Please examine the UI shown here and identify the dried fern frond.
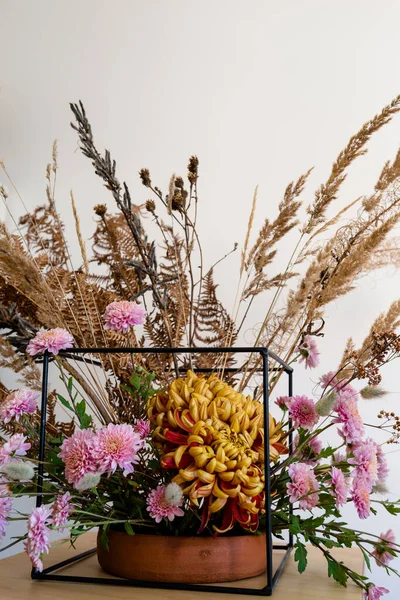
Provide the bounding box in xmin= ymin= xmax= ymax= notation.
xmin=92 ymin=210 xmax=142 ymax=297
xmin=0 ymin=225 xmax=62 ymax=329
xmin=193 ymin=271 xmax=237 ymax=372
xmin=19 ymin=203 xmax=68 ymax=269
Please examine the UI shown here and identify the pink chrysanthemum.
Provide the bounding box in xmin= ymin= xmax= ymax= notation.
xmin=351 ymin=478 xmax=371 ymax=519
xmin=93 ymin=423 xmax=143 ymax=476
xmin=308 ymin=435 xmax=322 ymax=454
xmin=59 ymin=429 xmax=98 ymax=486
xmin=287 ymin=462 xmax=320 ymax=510
xmin=27 ymin=328 xmax=74 ymax=356
xmin=320 ymin=371 xmax=339 ymax=389
xmin=287 ymin=395 xmax=319 ymax=431
xmin=0 ymin=491 xmax=12 ymax=538
xmin=364 ymin=585 xmax=390 ymax=600
xmin=334 ymin=387 xmax=364 ymax=444
xmin=349 ymin=438 xmax=378 ymax=487
xmin=0 ymin=389 xmax=39 ymax=423
xmin=133 ymin=419 xmax=151 ymax=440
xmin=103 ymin=301 xmax=146 ymax=333
xmin=146 ymin=484 xmax=184 ymax=523
xmin=372 ymin=529 xmax=396 ymax=567
xmin=51 ymin=492 xmax=73 ymax=530
xmin=0 ymin=447 xmax=7 ymax=466
xmin=329 ymin=466 xmax=350 ymax=508
xmin=293 ymin=434 xmax=322 ymax=465
xmin=275 ymin=396 xmax=290 ymax=409
xmin=0 ymin=433 xmax=31 ymax=466
xmin=24 ymin=504 xmax=52 ymax=572
xmin=333 ymin=451 xmax=346 ymax=464
xmin=296 ymin=335 xmax=320 ymax=369
xmin=376 ymin=445 xmax=389 ymax=483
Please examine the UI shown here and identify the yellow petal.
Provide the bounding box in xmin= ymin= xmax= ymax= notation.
xmin=209 ymin=497 xmax=228 ymax=513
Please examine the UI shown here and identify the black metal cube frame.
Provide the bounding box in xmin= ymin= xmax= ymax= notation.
xmin=32 ymin=346 xmax=293 ymax=595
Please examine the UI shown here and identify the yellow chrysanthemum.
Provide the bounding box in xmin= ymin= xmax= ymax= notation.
xmin=147 ymin=370 xmax=287 ymax=532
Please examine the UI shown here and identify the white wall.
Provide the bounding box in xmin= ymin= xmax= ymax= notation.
xmin=1 ymin=0 xmax=400 ymax=594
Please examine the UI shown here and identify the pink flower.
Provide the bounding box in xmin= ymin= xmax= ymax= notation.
xmin=287 ymin=462 xmax=320 ymax=510
xmin=93 ymin=424 xmax=143 ymax=476
xmin=287 ymin=395 xmax=319 ymax=430
xmin=296 ymin=335 xmax=320 ymax=369
xmin=372 ymin=529 xmax=396 ymax=567
xmin=293 ymin=434 xmax=322 ymax=465
xmin=349 ymin=439 xmax=378 ymax=487
xmin=320 ymin=371 xmax=348 ymax=391
xmin=59 ymin=429 xmax=98 ymax=486
xmin=376 ymin=445 xmax=389 ymax=483
xmin=0 ymin=434 xmax=31 ymax=465
xmin=103 ymin=301 xmax=146 ymax=333
xmin=364 ymin=585 xmax=390 ymax=599
xmin=147 ymin=484 xmax=184 ymax=523
xmin=0 ymin=389 xmax=39 ymax=423
xmin=275 ymin=396 xmax=290 ymax=409
xmin=27 ymin=328 xmax=74 ymax=356
xmin=333 ymin=451 xmax=346 ymax=464
xmin=329 ymin=467 xmax=350 ymax=508
xmin=24 ymin=504 xmax=52 ymax=572
xmin=320 ymin=371 xmax=339 ymax=389
xmin=0 ymin=491 xmax=12 ymax=538
xmin=0 ymin=448 xmax=8 ymax=466
xmin=133 ymin=419 xmax=151 ymax=439
xmin=334 ymin=387 xmax=364 ymax=444
xmin=351 ymin=478 xmax=371 ymax=519
xmin=51 ymin=492 xmax=73 ymax=530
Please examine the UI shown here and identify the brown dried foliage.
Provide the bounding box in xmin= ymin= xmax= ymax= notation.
xmin=2 ymin=97 xmax=400 ymax=425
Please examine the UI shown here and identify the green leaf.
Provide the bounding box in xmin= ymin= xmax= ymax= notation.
xmin=67 ymin=377 xmax=73 ymax=392
xmin=124 ymin=522 xmax=135 ymax=536
xmin=100 ymin=527 xmax=109 ymax=550
xmin=76 ymin=399 xmax=86 ymax=418
xmin=299 ymin=516 xmax=325 ymax=529
xmin=360 ymin=547 xmax=371 ymax=572
xmin=327 ymin=559 xmax=348 ymax=587
xmin=79 ymin=413 xmax=92 ymax=429
xmin=336 ymin=531 xmax=355 ymax=548
xmin=120 ymin=384 xmax=135 ymax=395
xmin=319 ymin=446 xmax=335 ymax=459
xmin=294 ymin=541 xmax=308 ymax=573
xmin=288 ymin=515 xmax=301 ymax=536
xmin=57 ymin=394 xmax=73 ymax=412
xmin=130 ymin=374 xmax=141 ymax=390
xmin=382 ymin=502 xmax=400 ymax=516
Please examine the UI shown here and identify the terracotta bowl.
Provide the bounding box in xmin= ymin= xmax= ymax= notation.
xmin=97 ymin=529 xmax=267 ymax=583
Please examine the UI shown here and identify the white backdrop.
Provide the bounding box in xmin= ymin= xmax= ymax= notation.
xmin=1 ymin=0 xmax=400 ymax=595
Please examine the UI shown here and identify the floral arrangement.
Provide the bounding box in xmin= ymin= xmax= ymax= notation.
xmin=0 ymin=97 xmax=400 ymax=598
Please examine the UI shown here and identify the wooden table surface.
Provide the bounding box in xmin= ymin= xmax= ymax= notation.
xmin=0 ymin=532 xmax=363 ymax=599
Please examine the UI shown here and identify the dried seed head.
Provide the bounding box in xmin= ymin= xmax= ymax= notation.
xmin=139 ymin=168 xmax=151 ymax=187
xmin=146 ymin=199 xmax=156 ymax=213
xmin=187 ymin=155 xmax=199 ymax=184
xmin=94 ymin=204 xmax=107 ymax=217
xmin=171 ymin=191 xmax=185 ymax=212
xmin=0 ymin=184 xmax=8 ymax=199
xmin=360 ymin=385 xmax=388 ymax=400
xmin=175 ymin=176 xmax=184 ymax=190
